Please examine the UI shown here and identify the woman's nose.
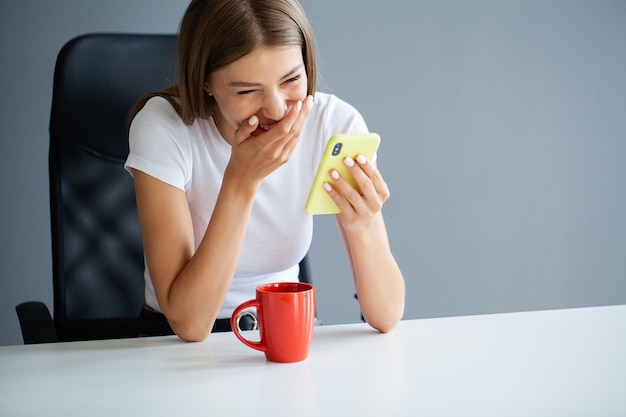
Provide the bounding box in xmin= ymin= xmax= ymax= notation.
xmin=261 ymin=90 xmax=288 ymax=121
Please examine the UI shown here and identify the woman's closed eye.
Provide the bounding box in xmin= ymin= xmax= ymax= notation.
xmin=236 ymin=89 xmax=258 ymax=96
xmin=235 ymin=73 xmax=302 ymax=96
xmin=283 ymin=74 xmax=301 ymax=84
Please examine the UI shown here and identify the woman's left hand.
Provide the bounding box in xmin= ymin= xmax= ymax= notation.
xmin=327 ymin=155 xmax=404 ymax=333
xmin=324 ymin=154 xmax=390 ymax=230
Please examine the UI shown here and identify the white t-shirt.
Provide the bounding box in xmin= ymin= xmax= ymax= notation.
xmin=125 ymin=92 xmax=368 ymax=318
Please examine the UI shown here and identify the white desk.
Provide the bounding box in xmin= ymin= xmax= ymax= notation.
xmin=1 ymin=305 xmax=624 ymax=416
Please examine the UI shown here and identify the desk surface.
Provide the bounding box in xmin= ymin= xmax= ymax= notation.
xmin=1 ymin=305 xmax=624 ymax=416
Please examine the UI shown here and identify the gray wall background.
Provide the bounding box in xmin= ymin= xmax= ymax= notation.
xmin=1 ymin=0 xmax=624 ymax=346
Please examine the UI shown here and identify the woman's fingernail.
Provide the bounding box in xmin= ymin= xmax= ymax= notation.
xmin=356 ymin=154 xmax=367 ymax=164
xmin=306 ymin=95 xmax=314 ymax=109
xmin=249 ymin=115 xmax=258 ymax=126
xmin=323 ymin=182 xmax=332 ymax=192
xmin=344 ymin=156 xmax=355 ymax=167
xmin=296 ymin=100 xmax=302 ymax=112
xmin=331 ymin=170 xmax=340 ymax=180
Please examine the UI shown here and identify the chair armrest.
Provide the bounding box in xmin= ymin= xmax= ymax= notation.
xmin=15 ymin=301 xmax=59 ymax=344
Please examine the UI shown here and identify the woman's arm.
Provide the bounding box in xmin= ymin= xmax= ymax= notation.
xmin=325 ymin=155 xmax=405 ymax=332
xmin=133 ymin=169 xmax=258 ymax=342
xmin=133 ymin=97 xmax=312 ymax=342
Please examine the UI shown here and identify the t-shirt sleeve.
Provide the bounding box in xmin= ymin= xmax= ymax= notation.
xmin=314 ymin=94 xmax=372 ymax=163
xmin=321 ymin=94 xmax=369 ymax=140
xmin=124 ymin=97 xmax=190 ymax=191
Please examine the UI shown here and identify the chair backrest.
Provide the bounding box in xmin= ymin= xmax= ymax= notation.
xmin=49 ymin=33 xmax=178 ymax=341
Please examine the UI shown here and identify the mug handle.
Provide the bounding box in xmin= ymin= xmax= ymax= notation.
xmin=230 ymin=299 xmax=265 ymax=353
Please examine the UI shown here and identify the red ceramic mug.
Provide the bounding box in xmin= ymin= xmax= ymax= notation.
xmin=231 ymin=282 xmax=316 ymax=363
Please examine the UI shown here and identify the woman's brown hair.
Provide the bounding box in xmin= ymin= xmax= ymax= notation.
xmin=129 ymin=0 xmax=317 ymax=125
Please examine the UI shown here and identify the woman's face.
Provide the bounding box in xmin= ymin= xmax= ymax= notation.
xmin=207 ymin=45 xmax=308 ymax=143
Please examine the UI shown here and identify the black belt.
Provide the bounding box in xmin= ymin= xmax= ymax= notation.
xmin=140 ymin=305 xmax=257 ymax=336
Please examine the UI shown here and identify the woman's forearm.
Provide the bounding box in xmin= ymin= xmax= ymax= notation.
xmin=338 ymin=213 xmax=405 ymax=333
xmin=135 ymin=169 xmax=259 ymax=341
xmin=165 ymin=176 xmax=259 ymax=340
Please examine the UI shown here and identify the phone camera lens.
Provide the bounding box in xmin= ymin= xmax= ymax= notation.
xmin=332 ymin=143 xmax=342 ymax=156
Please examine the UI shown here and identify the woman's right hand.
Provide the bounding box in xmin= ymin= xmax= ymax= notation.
xmin=225 ymin=95 xmax=314 ymax=187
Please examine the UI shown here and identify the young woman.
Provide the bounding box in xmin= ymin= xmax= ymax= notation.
xmin=125 ymin=0 xmax=405 ymax=342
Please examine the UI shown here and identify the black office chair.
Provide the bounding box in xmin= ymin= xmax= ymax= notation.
xmin=14 ymin=33 xmax=180 ymax=343
xmin=14 ymin=33 xmax=315 ymax=344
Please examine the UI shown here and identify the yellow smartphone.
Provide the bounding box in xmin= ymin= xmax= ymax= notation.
xmin=305 ymin=133 xmax=381 ymax=215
